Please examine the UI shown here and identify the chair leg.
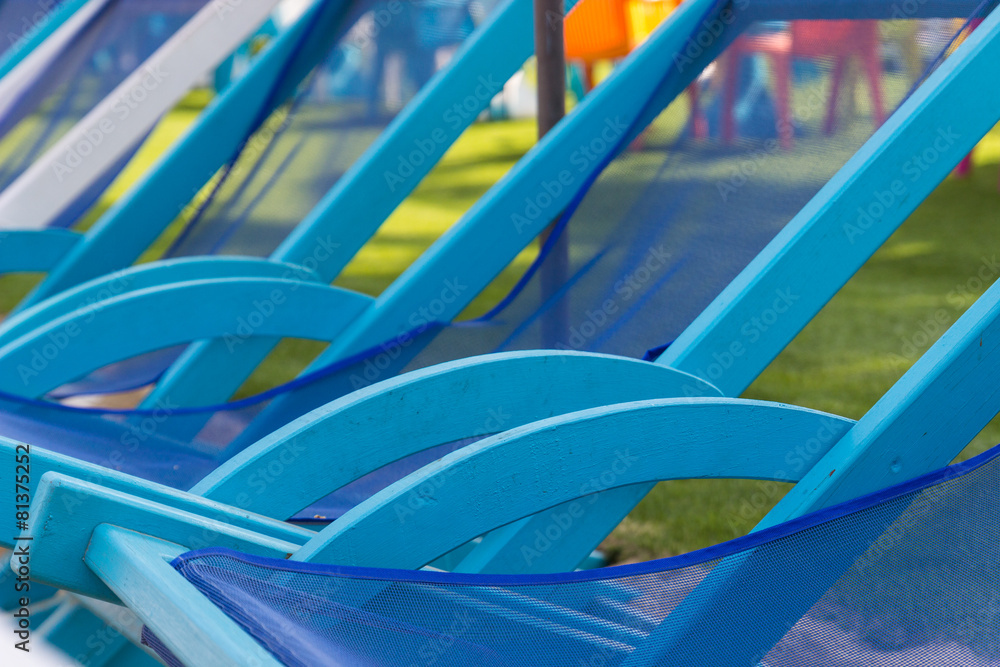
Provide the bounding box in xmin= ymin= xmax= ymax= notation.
xmin=582 ymin=61 xmax=595 ymax=92
xmin=773 ymin=52 xmax=793 ymax=149
xmin=722 ymin=52 xmax=740 ymax=144
xmin=823 ymin=56 xmax=846 ymax=135
xmin=954 ymin=151 xmax=973 ymax=178
xmin=863 ymin=49 xmax=885 ymax=127
xmin=688 ymin=83 xmax=707 ymax=138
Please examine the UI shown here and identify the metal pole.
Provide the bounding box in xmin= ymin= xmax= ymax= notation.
xmin=534 ymin=0 xmax=569 ymax=345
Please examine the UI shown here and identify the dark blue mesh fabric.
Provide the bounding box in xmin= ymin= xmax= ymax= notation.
xmin=0 ymin=0 xmax=210 ymax=220
xmin=0 ymin=2 xmax=986 ymax=518
xmin=50 ymin=0 xmax=496 ymax=396
xmin=163 ymin=0 xmax=491 ymax=259
xmin=147 ymin=444 xmax=1000 ymax=666
xmin=0 ymin=0 xmax=68 ymax=60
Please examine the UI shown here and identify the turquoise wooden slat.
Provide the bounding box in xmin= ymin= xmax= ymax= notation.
xmin=294 ymin=399 xmax=855 ymax=567
xmin=40 ymin=599 xmax=161 ymax=667
xmin=15 ymin=0 xmax=348 ymax=309
xmin=26 ymin=472 xmax=302 ymax=601
xmin=296 ymin=0 xmax=721 ymax=369
xmin=208 ymin=0 xmax=726 ymax=443
xmin=478 ymin=0 xmax=1000 ymax=573
xmin=193 ymin=351 xmax=722 ymax=517
xmin=0 ymin=0 xmax=92 ymax=79
xmin=0 ymin=229 xmax=80 ymax=273
xmin=765 ymin=239 xmax=1000 ymax=522
xmin=0 ymin=256 xmax=320 ymax=347
xmin=0 ymin=439 xmax=314 ymax=551
xmin=83 ymin=525 xmax=281 ymax=667
xmin=137 ymin=0 xmax=582 ymax=415
xmin=657 ymin=1 xmax=1000 ymax=397
xmin=18 ymin=398 xmax=849 ymax=596
xmin=0 ymin=277 xmax=373 ymax=397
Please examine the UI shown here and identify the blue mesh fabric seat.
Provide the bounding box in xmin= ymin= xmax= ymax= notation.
xmin=0 ymin=0 xmax=989 ymax=522
xmin=150 ymin=443 xmax=1000 ymax=666
xmin=0 ymin=0 xmax=212 ymax=218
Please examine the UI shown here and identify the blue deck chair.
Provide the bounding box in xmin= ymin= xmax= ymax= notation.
xmin=14 ymin=236 xmax=1000 ymax=665
xmin=0 ymin=0 xmax=85 ymax=75
xmin=0 ymin=0 xmax=272 ymax=227
xmin=0 ymin=0 xmax=535 ymax=397
xmin=4 ymin=0 xmax=515 ymax=312
xmin=0 ymin=0 xmax=990 ymax=525
xmin=2 ymin=1 xmax=999 ymax=658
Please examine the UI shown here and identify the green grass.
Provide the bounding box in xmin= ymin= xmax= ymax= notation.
xmin=4 ymin=87 xmax=999 ymax=566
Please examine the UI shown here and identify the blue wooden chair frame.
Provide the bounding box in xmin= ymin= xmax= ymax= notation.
xmin=5 ymin=0 xmax=557 ymax=310
xmin=0 ymin=0 xmax=93 ymax=79
xmin=12 ymin=257 xmax=1000 ymax=664
xmin=1 ymin=2 xmax=1000 ymax=664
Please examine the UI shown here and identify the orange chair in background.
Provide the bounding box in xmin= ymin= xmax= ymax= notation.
xmin=565 ymin=0 xmax=703 ymax=135
xmin=564 ymin=0 xmax=680 ymax=88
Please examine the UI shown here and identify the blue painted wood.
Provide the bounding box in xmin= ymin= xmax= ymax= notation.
xmin=0 ymin=277 xmax=373 ymax=397
xmin=222 ymin=0 xmax=724 ymax=440
xmin=293 ymin=399 xmax=854 ymax=567
xmin=193 ymin=351 xmax=721 ymax=517
xmin=27 ymin=472 xmax=302 ymax=601
xmin=0 ymin=256 xmax=320 ymax=347
xmin=764 ymin=244 xmax=1000 ymax=524
xmin=83 ymin=525 xmax=282 ymax=666
xmin=0 ymin=229 xmax=80 ymax=274
xmin=39 ymin=601 xmax=153 ymax=667
xmin=0 ymin=438 xmax=314 ymax=552
xmin=475 ymin=0 xmax=1000 ymax=576
xmin=138 ymin=0 xmax=582 ymax=416
xmin=0 ymin=0 xmax=91 ymax=79
xmin=620 ymin=274 xmax=1000 ymax=667
xmin=16 ymin=0 xmax=353 ymax=310
xmin=294 ymin=0 xmax=720 ymax=371
xmin=657 ymin=2 xmax=1000 ymax=397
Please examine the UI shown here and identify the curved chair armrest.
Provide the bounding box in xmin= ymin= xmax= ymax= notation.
xmin=297 ymin=398 xmax=854 ymax=567
xmin=193 ymin=351 xmax=723 ymax=518
xmin=0 ymin=277 xmax=372 ymax=397
xmin=0 ymin=229 xmax=80 ymax=274
xmin=0 ymin=256 xmax=322 ymax=346
xmin=24 ymin=472 xmax=305 ymax=602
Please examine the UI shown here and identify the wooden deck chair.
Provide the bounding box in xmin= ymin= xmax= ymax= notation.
xmin=0 ymin=0 xmax=989 ymax=522
xmin=7 ymin=0 xmax=971 ymax=455
xmin=0 ymin=0 xmax=284 ymax=243
xmin=13 ymin=241 xmax=1000 ymax=664
xmin=2 ymin=3 xmax=999 ymax=657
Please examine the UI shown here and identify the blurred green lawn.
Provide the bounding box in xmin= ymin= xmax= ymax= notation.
xmin=4 ymin=90 xmax=1000 ymax=564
